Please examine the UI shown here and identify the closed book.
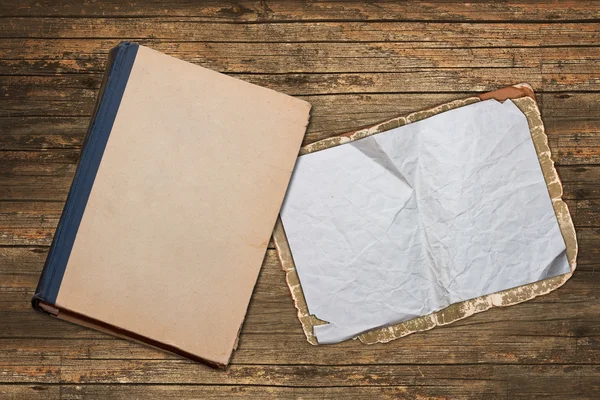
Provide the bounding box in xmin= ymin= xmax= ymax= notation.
xmin=32 ymin=42 xmax=311 ymax=368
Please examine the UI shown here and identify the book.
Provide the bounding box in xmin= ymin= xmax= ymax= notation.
xmin=32 ymin=42 xmax=311 ymax=368
xmin=274 ymin=85 xmax=576 ymax=345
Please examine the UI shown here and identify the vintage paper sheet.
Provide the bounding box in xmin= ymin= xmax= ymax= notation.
xmin=277 ymin=92 xmax=576 ymax=344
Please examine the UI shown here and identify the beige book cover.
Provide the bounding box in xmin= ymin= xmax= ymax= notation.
xmin=32 ymin=42 xmax=311 ymax=368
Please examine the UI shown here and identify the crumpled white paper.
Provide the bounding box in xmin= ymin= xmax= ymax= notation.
xmin=280 ymin=99 xmax=570 ymax=344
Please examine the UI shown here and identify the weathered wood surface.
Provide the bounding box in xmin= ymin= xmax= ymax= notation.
xmin=1 ymin=1 xmax=599 ymax=21
xmin=1 ymin=1 xmax=600 ymax=399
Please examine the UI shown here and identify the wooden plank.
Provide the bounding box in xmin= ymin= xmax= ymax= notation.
xmin=0 ymin=247 xmax=47 ymax=274
xmin=3 ymin=248 xmax=597 ymax=305
xmin=1 ymin=308 xmax=600 ymax=388
xmin=0 ymin=325 xmax=599 ymax=366
xmin=2 ymin=306 xmax=599 ymax=364
xmin=1 ymin=40 xmax=599 ymax=76
xmin=2 ymin=120 xmax=600 ymax=159
xmin=1 ymin=250 xmax=599 ymax=336
xmin=559 ymin=166 xmax=600 ymax=201
xmin=1 ymin=160 xmax=599 ymax=204
xmin=197 ymin=70 xmax=596 ymax=93
xmin=0 ymin=150 xmax=78 ymax=164
xmin=0 ymin=40 xmax=542 ymax=73
xmin=2 ymin=88 xmax=599 ymax=148
xmin=1 ymin=1 xmax=599 ymax=21
xmin=25 ymin=363 xmax=600 ymax=389
xmin=2 ymin=254 xmax=599 ymax=312
xmin=0 ymin=193 xmax=598 ymax=246
xmin=0 ymin=93 xmax=467 ymax=149
xmin=552 ymin=137 xmax=600 ymax=165
xmin=0 ymin=202 xmax=63 ymax=245
xmin=0 ymin=135 xmax=595 ymax=168
xmin=0 ymin=385 xmax=59 ymax=400
xmin=0 ymin=219 xmax=595 ymax=274
xmin=0 ymin=161 xmax=75 ymax=177
xmin=0 ymin=334 xmax=588 ymax=363
xmin=2 ymin=275 xmax=600 ymax=354
xmin=0 ymin=360 xmax=60 ymax=384
xmin=560 ymin=166 xmax=600 ymax=183
xmin=234 ymin=331 xmax=600 ymax=366
xmin=0 ymin=360 xmax=598 ymax=399
xmin=573 ymin=200 xmax=600 ymax=226
xmin=1 ymin=38 xmax=593 ymax=63
xmin=57 ymin=382 xmax=600 ymax=400
xmin=3 ymin=295 xmax=600 ymax=342
xmin=1 ymin=19 xmax=599 ymax=47
xmin=0 ymin=117 xmax=86 ymax=150
xmin=2 ymin=91 xmax=600 ymax=150
xmin=0 ymin=233 xmax=600 ymax=280
xmin=40 ymin=363 xmax=600 ymax=395
xmin=1 ymin=75 xmax=598 ymax=117
xmin=0 ymin=139 xmax=598 ymax=171
xmin=0 ymin=176 xmax=73 ymax=202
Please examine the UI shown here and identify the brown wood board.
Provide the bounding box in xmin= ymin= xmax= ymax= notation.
xmin=1 ymin=1 xmax=600 ymax=398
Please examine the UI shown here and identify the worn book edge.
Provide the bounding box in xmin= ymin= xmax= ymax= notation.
xmin=32 ymin=42 xmax=139 ymax=311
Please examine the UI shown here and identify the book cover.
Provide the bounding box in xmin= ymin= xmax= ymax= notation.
xmin=32 ymin=42 xmax=311 ymax=368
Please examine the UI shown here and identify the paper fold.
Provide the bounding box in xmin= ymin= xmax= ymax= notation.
xmin=277 ymin=93 xmax=576 ymax=345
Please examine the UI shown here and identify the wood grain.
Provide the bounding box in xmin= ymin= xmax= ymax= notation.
xmin=55 ymin=383 xmax=600 ymax=400
xmin=1 ymin=1 xmax=600 ymax=398
xmin=2 ymin=92 xmax=600 ymax=147
xmin=1 ymin=1 xmax=599 ymax=21
xmin=1 ymin=19 xmax=599 ymax=47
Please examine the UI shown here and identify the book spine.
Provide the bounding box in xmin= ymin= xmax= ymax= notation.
xmin=32 ymin=42 xmax=139 ymax=312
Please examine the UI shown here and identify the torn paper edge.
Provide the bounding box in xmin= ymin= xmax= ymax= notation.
xmin=273 ymin=84 xmax=578 ymax=345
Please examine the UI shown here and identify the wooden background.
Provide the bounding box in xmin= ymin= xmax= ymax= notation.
xmin=1 ymin=1 xmax=600 ymax=399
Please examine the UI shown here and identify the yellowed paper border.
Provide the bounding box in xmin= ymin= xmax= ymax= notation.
xmin=273 ymin=84 xmax=577 ymax=345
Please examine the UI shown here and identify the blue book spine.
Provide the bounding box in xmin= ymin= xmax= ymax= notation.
xmin=32 ymin=42 xmax=139 ymax=312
